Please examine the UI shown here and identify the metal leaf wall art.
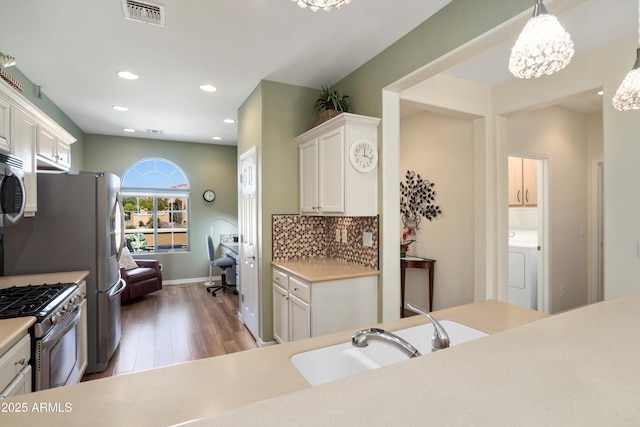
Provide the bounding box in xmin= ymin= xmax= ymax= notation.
xmin=400 ymin=170 xmax=442 ymax=231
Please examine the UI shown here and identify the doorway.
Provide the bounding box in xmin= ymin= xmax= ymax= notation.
xmin=239 ymin=147 xmax=259 ymax=339
xmin=507 ymin=155 xmax=549 ymax=313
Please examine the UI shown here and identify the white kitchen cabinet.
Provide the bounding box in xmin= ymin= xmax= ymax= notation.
xmin=272 ymin=266 xmax=377 ymax=343
xmin=296 ymin=113 xmax=380 ymax=216
xmin=36 ymin=124 xmax=72 ymax=171
xmin=78 ymin=294 xmax=88 ymax=376
xmin=10 ymin=108 xmax=37 ymax=215
xmin=0 ymin=95 xmax=10 ymax=153
xmin=0 ymin=333 xmax=31 ymax=399
xmin=0 ymin=77 xmax=76 ymax=215
xmin=288 ymin=293 xmax=311 ymax=342
xmin=272 ymin=282 xmax=289 ymax=344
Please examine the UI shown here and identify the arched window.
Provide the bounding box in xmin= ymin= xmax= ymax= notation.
xmin=121 ymin=158 xmax=190 ymax=253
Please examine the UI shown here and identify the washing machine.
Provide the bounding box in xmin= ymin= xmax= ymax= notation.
xmin=508 ymin=230 xmax=538 ymax=310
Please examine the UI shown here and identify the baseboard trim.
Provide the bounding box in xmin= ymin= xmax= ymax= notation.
xmin=257 ymin=338 xmax=277 ymax=347
xmin=163 ymin=276 xmax=219 ymax=285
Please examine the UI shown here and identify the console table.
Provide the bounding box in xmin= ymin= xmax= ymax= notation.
xmin=400 ymin=256 xmax=436 ymax=317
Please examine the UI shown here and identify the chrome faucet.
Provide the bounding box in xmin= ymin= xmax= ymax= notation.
xmin=352 ymin=328 xmax=421 ymax=358
xmin=407 ymin=303 xmax=450 ymax=352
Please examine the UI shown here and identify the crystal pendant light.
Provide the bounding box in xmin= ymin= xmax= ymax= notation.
xmin=612 ymin=0 xmax=640 ymax=111
xmin=292 ymin=0 xmax=351 ymax=12
xmin=508 ymin=0 xmax=574 ymax=79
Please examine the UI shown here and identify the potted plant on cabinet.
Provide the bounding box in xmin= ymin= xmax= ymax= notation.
xmin=312 ymin=84 xmax=352 ymax=127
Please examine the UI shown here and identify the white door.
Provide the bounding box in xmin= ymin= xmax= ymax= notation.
xmin=239 ymin=147 xmax=259 ymax=339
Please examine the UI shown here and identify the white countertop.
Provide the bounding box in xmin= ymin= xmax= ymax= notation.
xmin=0 ymin=271 xmax=89 ymax=289
xmin=0 ymin=300 xmax=546 ymax=426
xmin=188 ymin=291 xmax=640 ymax=426
xmin=272 ymin=258 xmax=379 ymax=282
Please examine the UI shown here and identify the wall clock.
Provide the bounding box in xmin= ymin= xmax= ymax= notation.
xmin=202 ymin=189 xmax=216 ymax=202
xmin=349 ymin=139 xmax=378 ymax=173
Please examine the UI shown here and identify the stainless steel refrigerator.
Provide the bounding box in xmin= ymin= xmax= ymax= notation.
xmin=4 ymin=171 xmax=126 ymax=373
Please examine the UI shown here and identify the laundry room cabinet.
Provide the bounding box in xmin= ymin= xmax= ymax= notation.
xmin=508 ymin=156 xmax=537 ymax=207
xmin=296 ymin=113 xmax=380 ymax=216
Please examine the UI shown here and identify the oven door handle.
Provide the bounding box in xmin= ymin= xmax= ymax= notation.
xmin=41 ymin=305 xmax=81 ymax=348
xmin=108 ymin=278 xmax=127 ymax=300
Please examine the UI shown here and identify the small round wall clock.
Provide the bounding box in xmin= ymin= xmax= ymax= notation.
xmin=202 ymin=189 xmax=216 ymax=202
xmin=349 ymin=139 xmax=378 ymax=173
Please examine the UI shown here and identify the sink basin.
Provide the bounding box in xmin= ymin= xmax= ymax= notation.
xmin=290 ymin=321 xmax=487 ymax=386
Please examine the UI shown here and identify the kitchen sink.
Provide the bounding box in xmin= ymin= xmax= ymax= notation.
xmin=290 ymin=321 xmax=488 ymax=386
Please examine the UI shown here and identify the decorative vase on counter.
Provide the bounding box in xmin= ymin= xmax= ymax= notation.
xmin=400 ymin=245 xmax=407 ymax=257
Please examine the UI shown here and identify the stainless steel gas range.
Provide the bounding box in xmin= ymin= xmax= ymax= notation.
xmin=0 ymin=281 xmax=86 ymax=391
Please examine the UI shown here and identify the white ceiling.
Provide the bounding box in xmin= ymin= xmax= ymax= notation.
xmin=0 ymin=0 xmax=451 ymax=145
xmin=1 ymin=0 xmax=637 ymax=145
xmin=442 ymin=0 xmax=638 ymax=114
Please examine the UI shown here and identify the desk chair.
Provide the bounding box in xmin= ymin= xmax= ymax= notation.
xmin=206 ymin=234 xmax=237 ymax=297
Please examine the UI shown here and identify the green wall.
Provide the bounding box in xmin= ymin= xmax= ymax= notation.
xmin=239 ymin=0 xmax=536 ymax=338
xmin=238 ymin=80 xmax=317 ymax=342
xmin=336 ymin=0 xmax=532 ymax=117
xmin=83 ymin=134 xmax=237 ymax=282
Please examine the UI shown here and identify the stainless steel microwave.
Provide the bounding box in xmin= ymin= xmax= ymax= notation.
xmin=0 ymin=153 xmax=26 ymax=225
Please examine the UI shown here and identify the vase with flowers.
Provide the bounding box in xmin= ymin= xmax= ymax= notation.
xmin=400 ymin=226 xmax=416 ymax=257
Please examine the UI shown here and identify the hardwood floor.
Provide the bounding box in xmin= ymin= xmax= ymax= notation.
xmin=81 ymin=283 xmax=257 ymax=382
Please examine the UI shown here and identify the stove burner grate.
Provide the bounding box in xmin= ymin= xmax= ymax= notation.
xmin=0 ymin=283 xmax=77 ymax=320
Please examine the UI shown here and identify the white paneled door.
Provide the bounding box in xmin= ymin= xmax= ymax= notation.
xmin=239 ymin=147 xmax=259 ymax=339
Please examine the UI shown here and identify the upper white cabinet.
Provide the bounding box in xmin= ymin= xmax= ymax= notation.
xmin=36 ymin=125 xmax=72 ymax=170
xmin=10 ymin=108 xmax=37 ymax=215
xmin=1 ymin=76 xmax=76 ymax=216
xmin=0 ymin=95 xmax=10 ymax=153
xmin=296 ymin=113 xmax=380 ymax=216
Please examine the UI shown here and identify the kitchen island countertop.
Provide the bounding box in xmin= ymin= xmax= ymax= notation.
xmin=0 ymin=299 xmax=547 ymax=426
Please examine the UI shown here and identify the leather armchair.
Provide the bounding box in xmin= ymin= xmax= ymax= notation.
xmin=120 ymin=260 xmax=163 ymax=303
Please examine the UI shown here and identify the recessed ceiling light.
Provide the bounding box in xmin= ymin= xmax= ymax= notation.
xmin=124 ymin=128 xmax=135 ymax=133
xmin=597 ymin=90 xmax=604 ymax=96
xmin=112 ymin=105 xmax=129 ymax=111
xmin=224 ymin=119 xmax=236 ymax=124
xmin=200 ymin=84 xmax=217 ymax=92
xmin=117 ymin=70 xmax=139 ymax=80
xmin=212 ymin=136 xmax=222 ymax=140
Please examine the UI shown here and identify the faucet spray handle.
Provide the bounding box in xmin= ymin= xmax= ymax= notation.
xmin=406 ymin=303 xmax=450 ymax=351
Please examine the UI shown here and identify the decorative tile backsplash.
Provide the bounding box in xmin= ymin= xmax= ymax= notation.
xmin=272 ymin=215 xmax=379 ymax=269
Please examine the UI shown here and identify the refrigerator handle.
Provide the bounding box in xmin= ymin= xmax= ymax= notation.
xmin=115 ymin=192 xmax=126 ymax=260
xmin=108 ymin=278 xmax=127 ymax=300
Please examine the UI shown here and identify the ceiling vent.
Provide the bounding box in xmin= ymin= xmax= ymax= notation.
xmin=145 ymin=129 xmax=165 ymax=135
xmin=122 ymin=0 xmax=165 ymax=27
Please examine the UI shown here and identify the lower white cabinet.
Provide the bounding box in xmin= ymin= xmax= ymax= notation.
xmin=78 ymin=297 xmax=88 ymax=376
xmin=272 ymin=282 xmax=290 ymax=344
xmin=0 ymin=333 xmax=32 ymax=399
xmin=272 ymin=266 xmax=377 ymax=343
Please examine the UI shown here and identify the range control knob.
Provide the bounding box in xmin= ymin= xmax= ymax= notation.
xmin=51 ymin=315 xmax=60 ymax=325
